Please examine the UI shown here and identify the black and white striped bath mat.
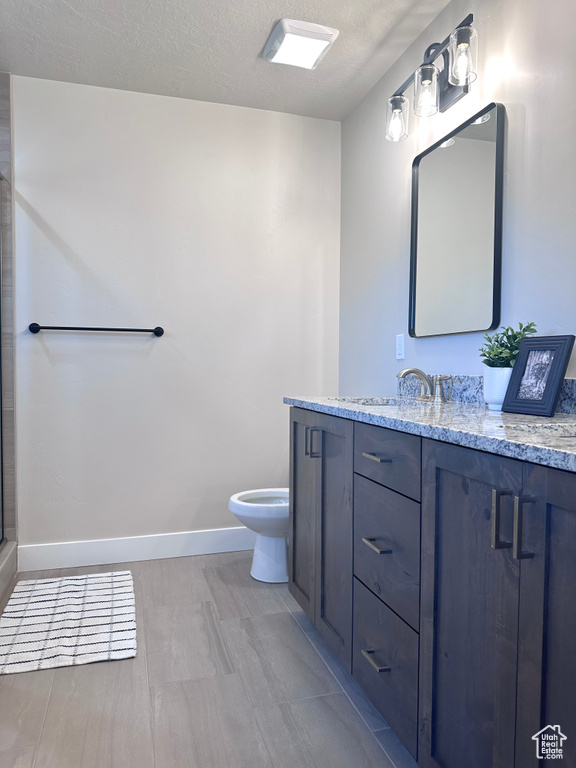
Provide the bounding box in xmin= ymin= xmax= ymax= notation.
xmin=0 ymin=570 xmax=136 ymax=675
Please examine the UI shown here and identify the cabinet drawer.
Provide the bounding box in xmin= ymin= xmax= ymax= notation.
xmin=354 ymin=474 xmax=420 ymax=631
xmin=354 ymin=423 xmax=421 ymax=501
xmin=353 ymin=579 xmax=418 ymax=758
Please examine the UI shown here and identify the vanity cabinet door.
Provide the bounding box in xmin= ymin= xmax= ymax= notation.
xmin=288 ymin=407 xmax=320 ymax=621
xmin=419 ymin=439 xmax=523 ymax=768
xmin=515 ymin=464 xmax=576 ymax=768
xmin=288 ymin=408 xmax=353 ymax=670
xmin=313 ymin=412 xmax=353 ymax=669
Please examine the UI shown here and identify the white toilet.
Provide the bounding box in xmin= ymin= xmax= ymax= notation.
xmin=228 ymin=488 xmax=290 ymax=583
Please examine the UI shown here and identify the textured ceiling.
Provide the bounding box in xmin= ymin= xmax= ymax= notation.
xmin=0 ymin=0 xmax=451 ymax=120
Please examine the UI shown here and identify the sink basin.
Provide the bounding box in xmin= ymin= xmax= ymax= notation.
xmin=326 ymin=396 xmax=414 ymax=407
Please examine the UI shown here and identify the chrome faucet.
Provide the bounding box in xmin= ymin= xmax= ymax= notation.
xmin=397 ymin=368 xmax=452 ymax=403
xmin=397 ymin=368 xmax=434 ymax=401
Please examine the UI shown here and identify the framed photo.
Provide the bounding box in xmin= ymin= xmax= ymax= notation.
xmin=502 ymin=335 xmax=575 ymax=416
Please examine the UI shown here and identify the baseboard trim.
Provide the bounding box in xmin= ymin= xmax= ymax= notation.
xmin=0 ymin=541 xmax=18 ymax=603
xmin=18 ymin=526 xmax=257 ymax=572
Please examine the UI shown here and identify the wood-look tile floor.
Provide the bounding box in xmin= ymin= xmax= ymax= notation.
xmin=0 ymin=551 xmax=417 ymax=768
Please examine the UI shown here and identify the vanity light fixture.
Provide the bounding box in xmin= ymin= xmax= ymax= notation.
xmin=385 ymin=14 xmax=477 ymax=142
xmin=263 ymin=19 xmax=339 ymax=70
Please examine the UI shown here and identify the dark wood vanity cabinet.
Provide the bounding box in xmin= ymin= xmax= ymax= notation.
xmin=419 ymin=440 xmax=523 ymax=768
xmin=289 ymin=407 xmax=318 ymax=621
xmin=289 ymin=406 xmax=576 ymax=767
xmin=352 ymin=422 xmax=422 ymax=757
xmin=420 ymin=440 xmax=576 ymax=768
xmin=288 ymin=407 xmax=353 ymax=670
xmin=514 ymin=464 xmax=576 ymax=768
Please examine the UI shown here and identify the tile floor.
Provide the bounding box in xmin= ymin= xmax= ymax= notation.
xmin=0 ymin=551 xmax=418 ymax=768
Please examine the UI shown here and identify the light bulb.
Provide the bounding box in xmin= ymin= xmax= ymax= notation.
xmin=414 ymin=64 xmax=438 ymax=117
xmin=417 ymin=80 xmax=436 ymax=115
xmin=386 ymin=95 xmax=409 ymax=142
xmin=388 ymin=110 xmax=404 ymax=142
xmin=452 ymin=44 xmax=472 ymax=86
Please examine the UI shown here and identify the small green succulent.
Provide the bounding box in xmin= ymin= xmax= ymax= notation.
xmin=479 ymin=322 xmax=537 ymax=368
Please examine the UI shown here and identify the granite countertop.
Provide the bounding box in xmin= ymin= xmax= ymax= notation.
xmin=284 ymin=396 xmax=576 ymax=473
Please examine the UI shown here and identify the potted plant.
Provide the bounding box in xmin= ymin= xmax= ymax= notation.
xmin=480 ymin=322 xmax=537 ymax=410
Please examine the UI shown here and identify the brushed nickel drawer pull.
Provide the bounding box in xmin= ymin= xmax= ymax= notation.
xmin=513 ymin=495 xmax=536 ymax=560
xmin=361 ymin=452 xmax=393 ymax=464
xmin=491 ymin=488 xmax=513 ymax=550
xmin=362 ymin=537 xmax=393 ymax=555
xmin=309 ymin=427 xmax=322 ymax=458
xmin=361 ymin=649 xmax=391 ymax=673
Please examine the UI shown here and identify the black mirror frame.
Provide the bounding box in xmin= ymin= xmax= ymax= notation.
xmin=408 ymin=102 xmax=506 ymax=338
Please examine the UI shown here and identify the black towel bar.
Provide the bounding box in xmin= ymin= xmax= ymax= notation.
xmin=29 ymin=323 xmax=164 ymax=337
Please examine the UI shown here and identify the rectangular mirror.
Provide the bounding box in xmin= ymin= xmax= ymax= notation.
xmin=409 ymin=102 xmax=505 ymax=338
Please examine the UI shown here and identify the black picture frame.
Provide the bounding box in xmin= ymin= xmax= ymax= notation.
xmin=502 ymin=335 xmax=575 ymax=417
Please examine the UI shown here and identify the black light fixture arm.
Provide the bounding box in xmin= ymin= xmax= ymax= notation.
xmin=391 ymin=13 xmax=473 ymax=100
xmin=29 ymin=323 xmax=164 ymax=337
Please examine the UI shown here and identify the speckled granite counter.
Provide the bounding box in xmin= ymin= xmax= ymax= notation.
xmin=284 ymin=396 xmax=576 ymax=473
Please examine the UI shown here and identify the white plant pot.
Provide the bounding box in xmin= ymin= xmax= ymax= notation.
xmin=483 ymin=367 xmax=513 ymax=411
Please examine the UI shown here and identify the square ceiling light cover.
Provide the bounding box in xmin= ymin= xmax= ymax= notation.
xmin=263 ymin=19 xmax=339 ymax=70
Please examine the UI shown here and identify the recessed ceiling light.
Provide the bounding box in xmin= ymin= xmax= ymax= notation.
xmin=263 ymin=19 xmax=339 ymax=70
xmin=440 ymin=138 xmax=456 ymax=148
xmin=473 ymin=113 xmax=491 ymax=124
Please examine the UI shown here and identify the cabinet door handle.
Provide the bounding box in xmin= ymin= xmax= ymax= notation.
xmin=513 ymin=496 xmax=535 ymax=560
xmin=362 ymin=537 xmax=393 ymax=555
xmin=361 ymin=649 xmax=391 ymax=673
xmin=304 ymin=426 xmax=310 ymax=456
xmin=309 ymin=427 xmax=322 ymax=458
xmin=361 ymin=452 xmax=393 ymax=464
xmin=491 ymin=489 xmax=513 ymax=550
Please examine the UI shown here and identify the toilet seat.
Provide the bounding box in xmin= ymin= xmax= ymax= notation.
xmin=229 ymin=488 xmax=289 ymax=517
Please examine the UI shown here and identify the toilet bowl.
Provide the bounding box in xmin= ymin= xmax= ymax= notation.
xmin=229 ymin=488 xmax=289 ymax=583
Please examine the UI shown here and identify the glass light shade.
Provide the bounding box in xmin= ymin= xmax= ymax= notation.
xmin=385 ymin=95 xmax=409 ymax=142
xmin=414 ymin=64 xmax=439 ymax=117
xmin=448 ymin=26 xmax=478 ymax=86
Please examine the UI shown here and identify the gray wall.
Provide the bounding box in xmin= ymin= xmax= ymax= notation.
xmin=340 ymin=0 xmax=576 ymax=395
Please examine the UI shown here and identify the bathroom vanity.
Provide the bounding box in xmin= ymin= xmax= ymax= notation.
xmin=285 ymin=396 xmax=576 ymax=768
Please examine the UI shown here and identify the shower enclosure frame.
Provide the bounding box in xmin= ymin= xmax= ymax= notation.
xmin=0 ymin=172 xmax=5 ymax=547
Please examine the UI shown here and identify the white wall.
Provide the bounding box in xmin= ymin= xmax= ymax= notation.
xmin=340 ymin=0 xmax=576 ymax=395
xmin=13 ymin=78 xmax=340 ymax=549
